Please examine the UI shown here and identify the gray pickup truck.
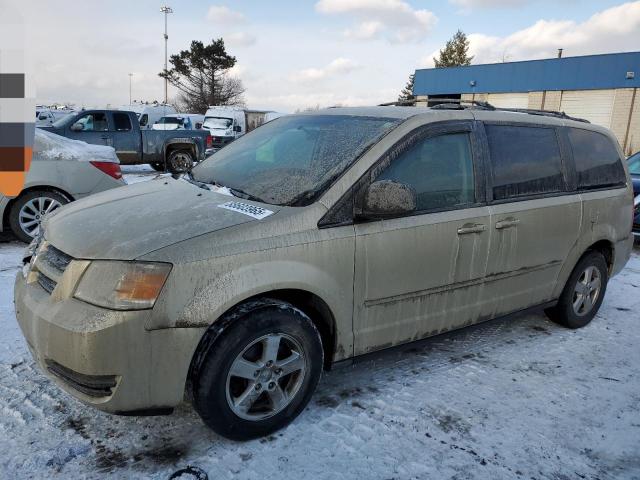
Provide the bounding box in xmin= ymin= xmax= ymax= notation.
xmin=42 ymin=110 xmax=212 ymax=173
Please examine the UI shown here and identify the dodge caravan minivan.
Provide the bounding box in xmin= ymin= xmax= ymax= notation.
xmin=14 ymin=106 xmax=634 ymax=440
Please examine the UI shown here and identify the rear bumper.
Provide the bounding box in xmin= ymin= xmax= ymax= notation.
xmin=14 ymin=271 xmax=205 ymax=414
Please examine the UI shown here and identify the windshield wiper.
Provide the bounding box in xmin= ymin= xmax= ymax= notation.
xmin=228 ymin=187 xmax=265 ymax=204
xmin=181 ymin=171 xmax=211 ymax=190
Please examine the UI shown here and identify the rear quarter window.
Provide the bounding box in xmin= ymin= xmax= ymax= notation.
xmin=567 ymin=128 xmax=626 ymax=189
xmin=486 ymin=124 xmax=565 ymax=200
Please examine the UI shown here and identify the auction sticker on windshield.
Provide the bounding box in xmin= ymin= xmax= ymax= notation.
xmin=217 ymin=201 xmax=274 ymax=220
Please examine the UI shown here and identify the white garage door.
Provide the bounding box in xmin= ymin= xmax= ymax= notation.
xmin=487 ymin=93 xmax=530 ymax=109
xmin=559 ymin=90 xmax=615 ymax=127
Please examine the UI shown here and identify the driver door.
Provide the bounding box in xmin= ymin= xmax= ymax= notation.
xmin=66 ymin=112 xmax=111 ymax=147
xmin=353 ymin=121 xmax=491 ymax=355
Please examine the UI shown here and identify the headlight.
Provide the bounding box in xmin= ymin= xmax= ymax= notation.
xmin=74 ymin=261 xmax=172 ymax=310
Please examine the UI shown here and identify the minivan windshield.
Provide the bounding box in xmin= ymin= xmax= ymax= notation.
xmin=192 ymin=114 xmax=400 ymax=206
xmin=204 ymin=117 xmax=233 ymax=130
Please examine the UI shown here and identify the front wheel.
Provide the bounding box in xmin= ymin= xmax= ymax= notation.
xmin=191 ymin=299 xmax=323 ymax=440
xmin=9 ymin=190 xmax=69 ymax=242
xmin=166 ymin=150 xmax=194 ymax=174
xmin=545 ymin=251 xmax=608 ymax=329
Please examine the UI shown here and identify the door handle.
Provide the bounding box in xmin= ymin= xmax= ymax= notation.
xmin=100 ymin=135 xmax=110 ymax=139
xmin=495 ymin=218 xmax=520 ymax=229
xmin=457 ymin=224 xmax=486 ymax=235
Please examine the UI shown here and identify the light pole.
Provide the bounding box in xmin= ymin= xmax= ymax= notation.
xmin=128 ymin=73 xmax=133 ymax=105
xmin=160 ymin=5 xmax=173 ymax=104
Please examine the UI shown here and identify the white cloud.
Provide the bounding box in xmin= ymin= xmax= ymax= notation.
xmin=449 ymin=0 xmax=525 ymax=10
xmin=225 ymin=32 xmax=256 ymax=47
xmin=290 ymin=57 xmax=361 ymax=82
xmin=420 ymin=1 xmax=640 ymax=67
xmin=207 ymin=5 xmax=246 ymax=25
xmin=316 ymin=0 xmax=437 ymax=43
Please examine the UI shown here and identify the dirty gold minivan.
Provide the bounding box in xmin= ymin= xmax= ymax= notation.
xmin=15 ymin=106 xmax=634 ymax=440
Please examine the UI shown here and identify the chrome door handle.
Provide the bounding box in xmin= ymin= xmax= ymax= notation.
xmin=457 ymin=224 xmax=486 ymax=235
xmin=495 ymin=219 xmax=520 ymax=229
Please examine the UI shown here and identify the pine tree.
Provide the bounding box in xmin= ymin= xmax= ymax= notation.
xmin=398 ymin=73 xmax=415 ymax=102
xmin=159 ymin=38 xmax=245 ymax=112
xmin=433 ymin=30 xmax=473 ymax=68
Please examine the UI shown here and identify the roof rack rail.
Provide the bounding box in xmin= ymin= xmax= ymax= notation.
xmin=378 ymin=100 xmax=418 ymax=106
xmin=378 ymin=98 xmax=590 ymax=123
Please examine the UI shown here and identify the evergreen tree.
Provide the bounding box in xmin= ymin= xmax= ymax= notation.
xmin=398 ymin=73 xmax=415 ymax=102
xmin=433 ymin=30 xmax=473 ymax=68
xmin=159 ymin=38 xmax=245 ymax=113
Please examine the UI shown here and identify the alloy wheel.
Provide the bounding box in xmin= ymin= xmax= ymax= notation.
xmin=225 ymin=333 xmax=307 ymax=421
xmin=18 ymin=196 xmax=63 ymax=239
xmin=572 ymin=265 xmax=602 ymax=316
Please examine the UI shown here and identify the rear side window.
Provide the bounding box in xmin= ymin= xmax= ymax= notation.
xmin=567 ymin=128 xmax=625 ymax=189
xmin=139 ymin=114 xmax=148 ymax=127
xmin=113 ymin=113 xmax=132 ymax=131
xmin=377 ymin=132 xmax=475 ymax=211
xmin=486 ymin=125 xmax=564 ymax=200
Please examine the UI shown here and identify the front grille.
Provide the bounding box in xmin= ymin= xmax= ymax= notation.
xmin=45 ymin=359 xmax=117 ymax=398
xmin=34 ymin=244 xmax=74 ymax=295
xmin=42 ymin=245 xmax=73 ymax=273
xmin=37 ymin=273 xmax=56 ymax=294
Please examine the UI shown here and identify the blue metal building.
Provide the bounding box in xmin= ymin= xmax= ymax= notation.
xmin=412 ymin=51 xmax=640 ymax=154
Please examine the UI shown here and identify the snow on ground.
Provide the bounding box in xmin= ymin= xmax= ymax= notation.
xmin=121 ymin=164 xmax=159 ymax=185
xmin=0 ymin=170 xmax=639 ymax=479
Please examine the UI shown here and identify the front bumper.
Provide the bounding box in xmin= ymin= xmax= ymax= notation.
xmin=14 ymin=270 xmax=205 ymax=414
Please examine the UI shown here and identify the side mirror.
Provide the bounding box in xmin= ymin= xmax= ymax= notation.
xmin=70 ymin=122 xmax=84 ymax=132
xmin=361 ymin=180 xmax=417 ymax=219
xmin=233 ymin=125 xmax=242 ymax=133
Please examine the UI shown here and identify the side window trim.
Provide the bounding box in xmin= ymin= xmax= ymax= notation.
xmin=480 ymin=120 xmax=572 ymax=204
xmin=318 ymin=120 xmax=487 ymax=228
xmin=564 ymin=126 xmax=627 ymax=191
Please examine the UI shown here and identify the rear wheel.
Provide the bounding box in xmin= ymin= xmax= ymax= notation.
xmin=191 ymin=299 xmax=323 ymax=440
xmin=545 ymin=251 xmax=608 ymax=329
xmin=166 ymin=150 xmax=194 ymax=174
xmin=8 ymin=190 xmax=69 ymax=242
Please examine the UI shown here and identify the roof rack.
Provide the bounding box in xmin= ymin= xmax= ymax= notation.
xmin=378 ymin=98 xmax=590 ymax=123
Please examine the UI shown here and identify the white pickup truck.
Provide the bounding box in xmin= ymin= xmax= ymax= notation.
xmin=202 ymin=106 xmax=284 ymax=150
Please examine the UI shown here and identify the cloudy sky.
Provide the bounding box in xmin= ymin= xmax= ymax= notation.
xmin=4 ymin=0 xmax=640 ymax=112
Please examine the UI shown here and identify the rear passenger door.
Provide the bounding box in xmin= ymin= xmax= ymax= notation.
xmin=108 ymin=112 xmax=140 ymax=165
xmin=479 ymin=122 xmax=581 ymax=318
xmin=353 ymin=121 xmax=491 ymax=355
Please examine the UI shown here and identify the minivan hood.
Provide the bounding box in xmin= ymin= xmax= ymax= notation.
xmin=44 ymin=177 xmax=281 ymax=260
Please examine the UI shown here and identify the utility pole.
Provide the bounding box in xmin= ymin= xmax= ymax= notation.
xmin=128 ymin=73 xmax=133 ymax=105
xmin=160 ymin=5 xmax=173 ymax=104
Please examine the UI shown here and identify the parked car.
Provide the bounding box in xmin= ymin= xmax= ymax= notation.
xmin=41 ymin=109 xmax=212 ymax=172
xmin=203 ymin=106 xmax=282 ymax=151
xmin=628 ymin=152 xmax=640 ymax=238
xmin=152 ymin=114 xmax=205 ymax=131
xmin=2 ymin=129 xmax=124 ymax=242
xmin=36 ymin=108 xmax=74 ymax=127
xmin=120 ymin=103 xmax=177 ymax=129
xmin=15 ymin=107 xmax=633 ymax=441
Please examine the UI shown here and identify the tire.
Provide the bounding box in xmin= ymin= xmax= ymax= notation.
xmin=166 ymin=149 xmax=194 ymax=174
xmin=9 ymin=190 xmax=69 ymax=243
xmin=191 ymin=299 xmax=323 ymax=441
xmin=149 ymin=162 xmax=165 ymax=172
xmin=545 ymin=251 xmax=608 ymax=329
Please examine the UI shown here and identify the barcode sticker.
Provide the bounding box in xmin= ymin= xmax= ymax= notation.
xmin=217 ymin=201 xmax=274 ymax=220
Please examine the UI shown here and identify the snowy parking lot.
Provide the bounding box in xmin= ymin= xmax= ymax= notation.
xmin=0 ymin=167 xmax=639 ymax=479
